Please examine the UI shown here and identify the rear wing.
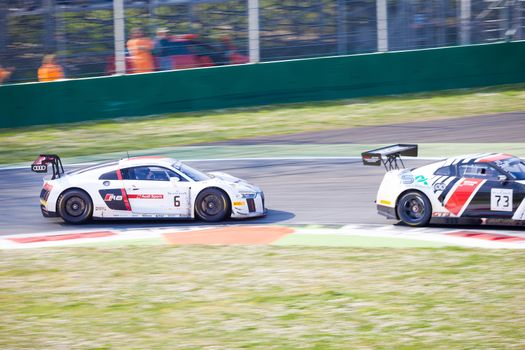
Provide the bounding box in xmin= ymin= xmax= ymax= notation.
xmin=31 ymin=154 xmax=64 ymax=179
xmin=361 ymin=144 xmax=418 ymax=171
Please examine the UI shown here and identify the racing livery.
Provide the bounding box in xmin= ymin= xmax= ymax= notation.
xmin=32 ymin=154 xmax=266 ymax=224
xmin=363 ymin=145 xmax=525 ymax=226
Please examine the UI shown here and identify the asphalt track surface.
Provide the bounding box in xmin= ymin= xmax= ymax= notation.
xmin=1 ymin=112 xmax=524 ymax=235
xmin=0 ymin=158 xmax=397 ymax=235
xmin=209 ymin=112 xmax=525 ymax=144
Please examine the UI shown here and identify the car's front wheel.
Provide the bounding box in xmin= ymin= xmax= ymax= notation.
xmin=396 ymin=191 xmax=432 ymax=227
xmin=57 ymin=189 xmax=93 ymax=224
xmin=195 ymin=188 xmax=230 ymax=222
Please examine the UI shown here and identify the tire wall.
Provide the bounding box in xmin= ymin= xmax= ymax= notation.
xmin=2 ymin=41 xmax=525 ymax=128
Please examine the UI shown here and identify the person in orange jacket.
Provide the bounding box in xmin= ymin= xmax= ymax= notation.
xmin=127 ymin=28 xmax=155 ymax=73
xmin=0 ymin=64 xmax=15 ymax=84
xmin=38 ymin=54 xmax=64 ymax=82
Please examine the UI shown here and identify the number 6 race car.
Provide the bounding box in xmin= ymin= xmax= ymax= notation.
xmin=362 ymin=145 xmax=525 ymax=227
xmin=31 ymin=154 xmax=266 ymax=224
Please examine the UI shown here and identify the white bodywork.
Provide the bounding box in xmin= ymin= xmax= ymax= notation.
xmin=39 ymin=157 xmax=266 ymax=220
xmin=375 ymin=153 xmax=525 ymax=222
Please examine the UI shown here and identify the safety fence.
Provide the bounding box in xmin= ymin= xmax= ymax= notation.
xmin=1 ymin=0 xmax=525 ymax=84
xmin=2 ymin=41 xmax=525 ymax=128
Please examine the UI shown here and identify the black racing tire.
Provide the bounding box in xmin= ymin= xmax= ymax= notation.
xmin=57 ymin=189 xmax=93 ymax=224
xmin=396 ymin=191 xmax=432 ymax=227
xmin=195 ymin=188 xmax=230 ymax=222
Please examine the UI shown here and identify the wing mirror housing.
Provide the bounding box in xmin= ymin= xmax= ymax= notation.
xmin=498 ymin=174 xmax=507 ymax=183
xmin=170 ymin=177 xmax=180 ymax=183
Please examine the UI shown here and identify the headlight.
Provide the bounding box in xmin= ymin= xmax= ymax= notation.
xmin=239 ymin=192 xmax=257 ymax=199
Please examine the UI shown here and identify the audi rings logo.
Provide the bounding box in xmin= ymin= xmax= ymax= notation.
xmin=433 ymin=182 xmax=446 ymax=191
xmin=31 ymin=164 xmax=48 ymax=172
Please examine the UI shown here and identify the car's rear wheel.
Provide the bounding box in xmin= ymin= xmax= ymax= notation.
xmin=396 ymin=191 xmax=432 ymax=227
xmin=195 ymin=188 xmax=230 ymax=222
xmin=57 ymin=189 xmax=93 ymax=224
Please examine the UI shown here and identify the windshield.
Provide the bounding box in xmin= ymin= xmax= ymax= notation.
xmin=172 ymin=162 xmax=210 ymax=181
xmin=493 ymin=157 xmax=525 ymax=180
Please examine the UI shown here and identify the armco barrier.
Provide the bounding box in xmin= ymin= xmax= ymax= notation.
xmin=2 ymin=41 xmax=525 ymax=128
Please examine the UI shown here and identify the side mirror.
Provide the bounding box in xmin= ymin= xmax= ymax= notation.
xmin=497 ymin=174 xmax=507 ymax=183
xmin=170 ymin=177 xmax=180 ymax=183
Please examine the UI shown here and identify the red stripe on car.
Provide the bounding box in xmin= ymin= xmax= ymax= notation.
xmin=117 ymin=169 xmax=132 ymax=211
xmin=477 ymin=153 xmax=512 ymax=163
xmin=444 ymin=178 xmax=485 ymax=216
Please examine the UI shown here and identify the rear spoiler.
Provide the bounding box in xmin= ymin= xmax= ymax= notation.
xmin=361 ymin=144 xmax=418 ymax=171
xmin=31 ymin=154 xmax=65 ymax=179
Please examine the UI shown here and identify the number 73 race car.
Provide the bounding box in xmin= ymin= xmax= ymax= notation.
xmin=31 ymin=155 xmax=266 ymax=224
xmin=362 ymin=145 xmax=525 ymax=227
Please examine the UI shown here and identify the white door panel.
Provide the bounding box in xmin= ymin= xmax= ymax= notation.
xmin=124 ymin=180 xmax=190 ymax=216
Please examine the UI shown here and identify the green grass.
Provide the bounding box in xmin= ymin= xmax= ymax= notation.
xmin=1 ymin=245 xmax=524 ymax=349
xmin=2 ymin=83 xmax=525 ymax=164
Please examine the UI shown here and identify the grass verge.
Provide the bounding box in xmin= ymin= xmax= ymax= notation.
xmin=2 ymin=83 xmax=525 ymax=164
xmin=1 ymin=245 xmax=524 ymax=349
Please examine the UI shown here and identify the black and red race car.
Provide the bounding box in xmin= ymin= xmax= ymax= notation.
xmin=363 ymin=145 xmax=525 ymax=226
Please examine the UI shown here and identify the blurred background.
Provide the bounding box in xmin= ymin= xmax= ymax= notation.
xmin=2 ymin=0 xmax=525 ymax=84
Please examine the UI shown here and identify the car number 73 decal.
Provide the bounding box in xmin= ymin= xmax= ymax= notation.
xmin=491 ymin=188 xmax=513 ymax=211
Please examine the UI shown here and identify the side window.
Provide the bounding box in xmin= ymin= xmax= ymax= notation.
xmin=120 ymin=166 xmax=184 ymax=181
xmin=457 ymin=163 xmax=500 ymax=180
xmin=99 ymin=171 xmax=118 ymax=180
xmin=434 ymin=166 xmax=454 ymax=176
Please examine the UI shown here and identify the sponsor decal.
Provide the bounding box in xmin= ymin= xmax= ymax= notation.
xmin=432 ymin=212 xmax=451 ymax=217
xmin=490 ymin=188 xmax=513 ymax=212
xmin=415 ymin=175 xmax=429 ymax=186
xmin=104 ymin=193 xmax=123 ymax=201
xmin=400 ymin=174 xmax=414 ymax=184
xmin=364 ymin=155 xmax=380 ymax=162
xmin=463 ymin=180 xmax=481 ymax=187
xmin=127 ymin=194 xmax=164 ymax=199
xmin=95 ymin=206 xmax=107 ymax=211
xmin=31 ymin=164 xmax=47 ymax=172
xmin=379 ymin=200 xmax=392 ymax=205
xmin=99 ymin=189 xmax=130 ymax=211
xmin=433 ymin=182 xmax=446 ymax=191
xmin=233 ymin=201 xmax=245 ymax=206
xmin=444 ymin=178 xmax=485 ymax=216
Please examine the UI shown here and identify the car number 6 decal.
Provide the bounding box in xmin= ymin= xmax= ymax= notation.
xmin=174 ymin=195 xmax=181 ymax=207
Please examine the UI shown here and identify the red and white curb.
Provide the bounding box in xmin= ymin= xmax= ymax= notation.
xmin=1 ymin=224 xmax=525 ymax=250
xmin=302 ymin=225 xmax=525 ymax=249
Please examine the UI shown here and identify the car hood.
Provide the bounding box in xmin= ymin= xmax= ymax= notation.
xmin=207 ymin=171 xmax=261 ymax=192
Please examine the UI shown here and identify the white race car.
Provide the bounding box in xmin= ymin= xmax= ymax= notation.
xmin=363 ymin=145 xmax=525 ymax=227
xmin=32 ymin=155 xmax=266 ymax=224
